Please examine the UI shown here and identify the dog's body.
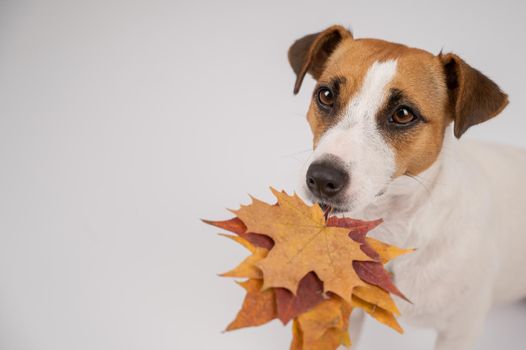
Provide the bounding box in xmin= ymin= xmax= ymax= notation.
xmin=288 ymin=25 xmax=525 ymax=349
xmin=353 ymin=136 xmax=526 ymax=349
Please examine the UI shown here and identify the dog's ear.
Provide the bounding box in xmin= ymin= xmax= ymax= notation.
xmin=289 ymin=25 xmax=353 ymax=94
xmin=440 ymin=53 xmax=508 ymax=138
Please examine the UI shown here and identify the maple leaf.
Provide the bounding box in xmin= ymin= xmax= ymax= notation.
xmin=219 ymin=234 xmax=268 ymax=279
xmin=204 ymin=188 xmax=414 ymax=350
xmin=353 ymin=261 xmax=409 ymax=302
xmin=226 ymin=279 xmax=277 ymax=331
xmin=326 ymin=216 xmax=383 ymax=260
xmin=324 ymin=216 xmax=412 ymax=302
xmin=215 ymin=233 xmax=326 ymax=324
xmin=216 ymin=231 xmax=405 ymax=334
xmin=274 ymin=272 xmax=325 ymax=324
xmin=352 ymin=294 xmax=403 ymax=334
xmin=353 ymin=284 xmax=400 ymax=316
xmin=366 ymin=237 xmax=414 ymax=264
xmin=203 ymin=217 xmax=274 ymax=250
xmin=233 ymin=189 xmax=373 ymax=303
xmin=292 ymin=297 xmax=352 ymax=350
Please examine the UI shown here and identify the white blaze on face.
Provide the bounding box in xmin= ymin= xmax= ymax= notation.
xmin=308 ymin=60 xmax=398 ymax=213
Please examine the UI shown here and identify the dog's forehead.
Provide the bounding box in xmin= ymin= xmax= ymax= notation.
xmin=322 ymin=38 xmax=441 ymax=90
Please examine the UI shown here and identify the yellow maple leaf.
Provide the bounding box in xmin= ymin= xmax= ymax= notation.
xmin=219 ymin=234 xmax=268 ymax=279
xmin=366 ymin=237 xmax=414 ymax=264
xmin=233 ymin=188 xmax=373 ymax=303
xmin=352 ymin=294 xmax=403 ymax=334
xmin=292 ymin=297 xmax=352 ymax=350
xmin=353 ymin=284 xmax=400 ymax=316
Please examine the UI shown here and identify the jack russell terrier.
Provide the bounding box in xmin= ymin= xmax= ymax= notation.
xmin=289 ymin=25 xmax=526 ymax=350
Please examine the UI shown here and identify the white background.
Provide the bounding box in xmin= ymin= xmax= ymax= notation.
xmin=1 ymin=0 xmax=525 ymax=349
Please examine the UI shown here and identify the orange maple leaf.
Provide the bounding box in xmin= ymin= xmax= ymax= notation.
xmin=291 ymin=297 xmax=352 ymax=350
xmin=233 ymin=188 xmax=373 ymax=303
xmin=226 ymin=279 xmax=277 ymax=331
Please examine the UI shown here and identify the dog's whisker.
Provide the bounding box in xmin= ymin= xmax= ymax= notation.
xmin=404 ymin=172 xmax=432 ymax=197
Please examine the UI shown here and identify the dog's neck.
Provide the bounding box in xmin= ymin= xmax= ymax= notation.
xmin=348 ymin=128 xmax=457 ymax=249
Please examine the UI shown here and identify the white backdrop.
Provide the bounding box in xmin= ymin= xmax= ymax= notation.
xmin=1 ymin=0 xmax=526 ymax=349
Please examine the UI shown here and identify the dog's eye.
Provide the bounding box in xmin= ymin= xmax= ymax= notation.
xmin=390 ymin=107 xmax=417 ymax=125
xmin=316 ymin=87 xmax=335 ymax=109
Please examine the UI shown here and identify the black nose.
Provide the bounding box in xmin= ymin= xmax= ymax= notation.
xmin=306 ymin=161 xmax=349 ymax=198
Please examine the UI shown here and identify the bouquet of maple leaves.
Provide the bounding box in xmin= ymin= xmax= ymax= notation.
xmin=204 ymin=188 xmax=413 ymax=350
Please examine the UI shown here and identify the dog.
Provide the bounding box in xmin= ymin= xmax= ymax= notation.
xmin=289 ymin=25 xmax=526 ymax=350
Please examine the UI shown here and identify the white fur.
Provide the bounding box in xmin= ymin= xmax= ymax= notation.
xmin=300 ymin=60 xmax=526 ymax=350
xmin=346 ymin=131 xmax=526 ymax=349
xmin=306 ymin=60 xmax=398 ymax=212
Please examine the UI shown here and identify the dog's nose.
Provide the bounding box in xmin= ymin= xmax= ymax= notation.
xmin=306 ymin=161 xmax=349 ymax=198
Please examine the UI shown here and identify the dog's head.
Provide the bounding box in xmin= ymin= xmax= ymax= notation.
xmin=290 ymin=25 xmax=508 ymax=213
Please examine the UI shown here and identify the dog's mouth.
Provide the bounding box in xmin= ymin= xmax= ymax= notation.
xmin=306 ymin=191 xmax=350 ymax=216
xmin=318 ymin=202 xmax=348 ymax=216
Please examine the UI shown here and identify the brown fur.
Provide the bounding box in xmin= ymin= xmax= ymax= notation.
xmin=289 ymin=25 xmax=508 ymax=177
xmin=384 ymin=53 xmax=449 ymax=176
xmin=289 ymin=25 xmax=353 ymax=95
xmin=439 ymin=53 xmax=509 ymax=138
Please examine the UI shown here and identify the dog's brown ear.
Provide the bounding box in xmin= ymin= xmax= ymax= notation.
xmin=440 ymin=53 xmax=508 ymax=138
xmin=289 ymin=25 xmax=353 ymax=94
